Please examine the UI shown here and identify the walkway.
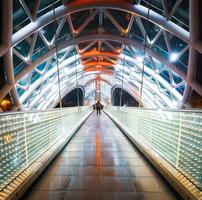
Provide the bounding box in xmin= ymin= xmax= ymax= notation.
xmin=22 ymin=112 xmax=182 ymax=200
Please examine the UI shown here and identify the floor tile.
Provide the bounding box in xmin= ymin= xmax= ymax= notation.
xmin=52 ymin=157 xmax=79 ymax=166
xmin=101 ymin=166 xmax=129 ymax=176
xmin=64 ymin=191 xmax=100 ymax=200
xmin=44 ymin=165 xmax=76 ymax=176
xmin=137 ymin=192 xmax=181 ymax=200
xmin=101 ymin=192 xmax=138 ymax=200
xmin=100 ymin=177 xmax=134 ymax=192
xmin=127 ymin=166 xmax=158 ymax=177
xmin=23 ymin=191 xmax=66 ymax=200
xmin=74 ymin=166 xmax=101 ymax=176
xmin=68 ymin=176 xmax=100 ymax=191
xmin=132 ymin=177 xmax=170 ymax=192
xmin=31 ymin=175 xmax=71 ymax=191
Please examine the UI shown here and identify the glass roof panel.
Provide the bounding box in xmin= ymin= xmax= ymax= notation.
xmin=108 ymin=9 xmax=131 ymax=30
xmin=170 ymin=35 xmax=187 ymax=53
xmin=140 ymin=0 xmax=164 ymax=16
xmin=36 ymin=62 xmax=46 ymax=71
xmin=23 ymin=0 xmax=36 ymax=14
xmin=152 ymin=36 xmax=169 ymax=60
xmin=14 ymin=35 xmax=32 ymax=57
xmin=31 ymin=71 xmax=41 ymax=84
xmin=58 ymin=20 xmax=71 ymax=39
xmin=159 ymin=70 xmax=171 ymax=84
xmin=17 ymin=87 xmax=26 ymax=96
xmin=19 ymin=73 xmax=29 ymax=83
xmin=172 ymin=0 xmax=189 ymax=31
xmin=140 ymin=18 xmax=161 ymax=41
xmin=176 ymin=85 xmax=185 ymax=95
xmin=33 ymin=35 xmax=48 ymax=55
xmin=13 ymin=0 xmax=31 ymax=33
xmin=129 ymin=20 xmax=144 ymax=43
xmin=141 ymin=0 xmax=189 ymax=31
xmin=14 ymin=62 xmax=26 ymax=75
xmin=37 ymin=0 xmax=62 ymax=18
xmin=13 ymin=54 xmax=23 ymax=69
xmin=41 ymin=21 xmax=58 ymax=42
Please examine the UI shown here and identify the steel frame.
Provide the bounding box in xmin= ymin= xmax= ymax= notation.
xmin=0 ymin=0 xmax=200 ymax=110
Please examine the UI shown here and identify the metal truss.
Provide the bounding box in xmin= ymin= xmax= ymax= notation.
xmin=0 ymin=0 xmax=201 ymax=110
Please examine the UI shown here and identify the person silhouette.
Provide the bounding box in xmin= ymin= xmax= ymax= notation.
xmin=95 ymin=100 xmax=102 ymax=115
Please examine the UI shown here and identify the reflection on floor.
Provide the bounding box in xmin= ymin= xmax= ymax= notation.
xmin=22 ymin=112 xmax=182 ymax=200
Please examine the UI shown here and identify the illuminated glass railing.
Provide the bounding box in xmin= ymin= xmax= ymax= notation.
xmin=0 ymin=107 xmax=91 ymax=192
xmin=105 ymin=107 xmax=202 ymax=192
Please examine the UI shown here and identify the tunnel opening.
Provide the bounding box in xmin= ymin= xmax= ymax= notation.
xmin=55 ymin=88 xmax=84 ymax=108
xmin=112 ymin=87 xmax=139 ymax=107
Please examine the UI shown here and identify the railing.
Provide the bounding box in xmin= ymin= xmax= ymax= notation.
xmin=0 ymin=107 xmax=91 ymax=193
xmin=105 ymin=107 xmax=202 ymax=193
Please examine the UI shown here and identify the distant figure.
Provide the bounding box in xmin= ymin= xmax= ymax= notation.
xmin=96 ymin=100 xmax=102 ymax=115
xmin=92 ymin=104 xmax=95 ymax=111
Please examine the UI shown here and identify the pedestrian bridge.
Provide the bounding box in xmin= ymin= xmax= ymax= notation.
xmin=0 ymin=0 xmax=202 ymax=199
xmin=0 ymin=107 xmax=201 ymax=200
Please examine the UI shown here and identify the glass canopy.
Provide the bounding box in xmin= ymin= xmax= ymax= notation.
xmin=1 ymin=0 xmax=198 ymax=110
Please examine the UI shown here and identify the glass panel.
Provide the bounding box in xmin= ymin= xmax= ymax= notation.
xmin=14 ymin=62 xmax=26 ymax=75
xmin=37 ymin=0 xmax=62 ymax=18
xmin=141 ymin=0 xmax=164 ymax=16
xmin=106 ymin=107 xmax=202 ymax=191
xmin=31 ymin=71 xmax=41 ymax=84
xmin=13 ymin=0 xmax=31 ymax=33
xmin=0 ymin=107 xmax=91 ymax=191
xmin=172 ymin=0 xmax=189 ymax=31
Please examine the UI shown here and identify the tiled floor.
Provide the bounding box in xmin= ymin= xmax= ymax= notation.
xmin=22 ymin=112 xmax=182 ymax=200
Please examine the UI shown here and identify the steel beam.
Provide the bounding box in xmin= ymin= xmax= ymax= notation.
xmin=12 ymin=0 xmax=189 ymax=46
xmin=20 ymin=55 xmax=182 ymax=108
xmin=181 ymin=0 xmax=199 ymax=106
xmin=187 ymin=0 xmax=199 ymax=83
xmin=15 ymin=34 xmax=187 ymax=81
xmin=13 ymin=33 xmax=202 ymax=96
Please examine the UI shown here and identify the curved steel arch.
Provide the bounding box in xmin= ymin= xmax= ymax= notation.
xmin=13 ymin=38 xmax=185 ymax=110
xmin=27 ymin=71 xmax=112 ymax=109
xmin=25 ymin=59 xmax=179 ymax=110
xmin=12 ymin=0 xmax=189 ymax=47
xmin=12 ymin=34 xmax=199 ymax=111
xmin=15 ymin=33 xmax=188 ymax=86
xmin=17 ymin=48 xmax=183 ymax=107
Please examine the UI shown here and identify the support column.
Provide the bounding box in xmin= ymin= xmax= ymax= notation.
xmin=2 ymin=0 xmax=21 ymax=110
xmin=0 ymin=1 xmax=10 ymax=56
xmin=182 ymin=0 xmax=199 ymax=106
xmin=187 ymin=0 xmax=199 ymax=83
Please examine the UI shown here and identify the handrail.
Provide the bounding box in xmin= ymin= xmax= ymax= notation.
xmin=0 ymin=106 xmax=83 ymax=116
xmin=112 ymin=106 xmax=202 ymax=113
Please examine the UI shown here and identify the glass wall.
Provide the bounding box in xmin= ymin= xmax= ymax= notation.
xmin=106 ymin=107 xmax=202 ymax=193
xmin=0 ymin=107 xmax=91 ymax=192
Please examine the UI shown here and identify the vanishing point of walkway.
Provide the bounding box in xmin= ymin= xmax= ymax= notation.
xmin=22 ymin=112 xmax=182 ymax=200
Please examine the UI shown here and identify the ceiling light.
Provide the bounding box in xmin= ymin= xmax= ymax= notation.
xmin=136 ymin=56 xmax=144 ymax=63
xmin=169 ymin=53 xmax=178 ymax=62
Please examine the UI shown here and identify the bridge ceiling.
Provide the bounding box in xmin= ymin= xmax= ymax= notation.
xmin=0 ymin=0 xmax=200 ymax=110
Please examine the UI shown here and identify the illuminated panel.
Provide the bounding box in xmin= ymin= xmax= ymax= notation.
xmin=0 ymin=114 xmax=27 ymax=189
xmin=0 ymin=107 xmax=91 ymax=192
xmin=106 ymin=107 xmax=202 ymax=192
